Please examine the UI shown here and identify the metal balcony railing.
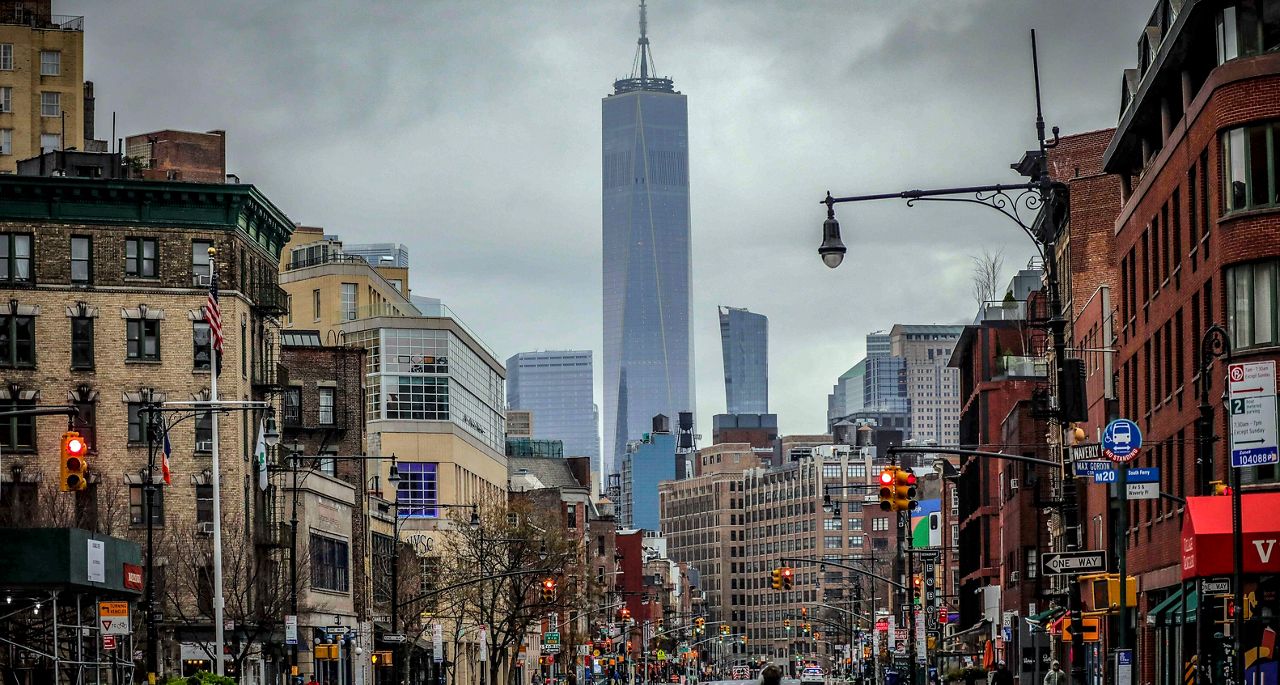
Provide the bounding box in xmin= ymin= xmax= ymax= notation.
xmin=977 ymin=299 xmax=1028 ymax=323
xmin=281 ymin=407 xmax=347 ymax=432
xmin=251 ymin=283 xmax=289 ymax=316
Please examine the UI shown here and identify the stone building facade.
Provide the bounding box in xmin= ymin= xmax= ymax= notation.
xmin=0 ymin=174 xmax=293 ymax=680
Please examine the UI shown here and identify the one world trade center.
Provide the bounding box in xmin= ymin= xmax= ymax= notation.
xmin=602 ymin=0 xmax=693 ymax=473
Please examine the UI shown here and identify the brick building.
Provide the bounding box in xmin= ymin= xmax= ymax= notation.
xmin=1100 ymin=2 xmax=1280 ymax=684
xmin=0 ymin=0 xmax=85 ymax=173
xmin=0 ymin=173 xmax=293 ymax=680
xmin=124 ymin=129 xmax=228 ymax=184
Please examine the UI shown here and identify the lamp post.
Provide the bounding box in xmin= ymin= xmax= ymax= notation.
xmin=817 ymin=31 xmax=1085 ymax=685
xmin=1197 ymin=325 xmax=1241 ymax=680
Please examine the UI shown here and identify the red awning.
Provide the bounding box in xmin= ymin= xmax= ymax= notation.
xmin=1181 ymin=492 xmax=1280 ymax=579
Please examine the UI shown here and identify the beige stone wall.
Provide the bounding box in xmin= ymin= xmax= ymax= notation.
xmin=0 ymin=22 xmax=85 ymax=172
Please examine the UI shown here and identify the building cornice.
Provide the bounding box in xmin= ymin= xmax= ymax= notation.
xmin=0 ymin=176 xmax=295 ymax=259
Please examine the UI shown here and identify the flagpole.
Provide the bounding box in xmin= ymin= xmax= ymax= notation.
xmin=208 ymin=247 xmax=227 ymax=676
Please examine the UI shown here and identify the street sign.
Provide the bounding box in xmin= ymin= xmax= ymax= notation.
xmin=384 ymin=634 xmax=407 ymax=643
xmin=1074 ymin=460 xmax=1114 ymax=477
xmin=102 ymin=635 xmax=117 ymax=651
xmin=285 ymin=615 xmax=297 ymax=646
xmin=325 ymin=625 xmax=349 ymax=635
xmin=1092 ymin=470 xmax=1119 ymax=484
xmin=1201 ymin=577 xmax=1232 ymax=595
xmin=1117 ymin=649 xmax=1133 ymax=685
xmin=1228 ymin=361 xmax=1280 ymax=468
xmin=1103 ymin=419 xmax=1143 ymax=463
xmin=1126 ymin=482 xmax=1159 ymax=500
xmin=433 ymin=624 xmax=444 ymax=663
xmin=543 ymin=631 xmax=562 ymax=654
xmin=1125 ymin=467 xmax=1160 ymax=483
xmin=98 ymin=601 xmax=130 ymax=635
xmin=1042 ymin=550 xmax=1108 ymax=575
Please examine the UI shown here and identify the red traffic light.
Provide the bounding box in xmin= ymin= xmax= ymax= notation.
xmin=879 ymin=470 xmax=894 ymax=485
xmin=66 ymin=436 xmax=85 ymax=456
xmin=543 ymin=579 xmax=555 ymax=590
xmin=904 ymin=472 xmax=917 ymax=486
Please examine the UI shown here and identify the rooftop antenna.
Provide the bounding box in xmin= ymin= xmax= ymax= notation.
xmin=632 ymin=0 xmax=656 ymax=81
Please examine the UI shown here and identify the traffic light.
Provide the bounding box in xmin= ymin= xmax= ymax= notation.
xmin=1211 ymin=480 xmax=1233 ymax=496
xmin=784 ymin=619 xmax=791 ymax=631
xmin=541 ymin=578 xmax=556 ymax=602
xmin=804 ymin=622 xmax=812 ymax=634
xmin=370 ymin=651 xmax=393 ymax=667
xmin=619 ymin=607 xmax=631 ymax=621
xmin=59 ymin=431 xmax=89 ymax=492
xmin=781 ymin=566 xmax=795 ymax=590
xmin=878 ymin=468 xmax=896 ymax=511
xmin=771 ymin=567 xmax=783 ymax=590
xmin=720 ymin=624 xmax=730 ymax=636
xmin=893 ymin=468 xmax=918 ymax=512
xmin=695 ymin=617 xmax=705 ymax=634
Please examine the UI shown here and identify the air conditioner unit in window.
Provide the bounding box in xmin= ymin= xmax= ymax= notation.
xmin=1009 ymin=478 xmax=1020 ymax=491
xmin=197 ymin=521 xmax=214 ymax=536
xmin=950 ymin=507 xmax=960 ymax=518
xmin=195 ymin=440 xmax=213 ymax=452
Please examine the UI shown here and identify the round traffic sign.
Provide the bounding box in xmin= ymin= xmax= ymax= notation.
xmin=1102 ymin=419 xmax=1143 ymax=463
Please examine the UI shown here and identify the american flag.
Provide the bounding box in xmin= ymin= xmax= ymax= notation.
xmin=205 ymin=270 xmax=224 ymax=356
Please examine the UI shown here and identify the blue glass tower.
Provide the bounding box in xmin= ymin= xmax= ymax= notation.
xmin=719 ymin=306 xmax=768 ymax=414
xmin=506 ymin=350 xmax=601 ymax=460
xmin=602 ymin=1 xmax=693 ymax=472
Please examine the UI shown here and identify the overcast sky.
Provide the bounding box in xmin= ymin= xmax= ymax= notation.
xmin=66 ymin=0 xmax=1153 ymax=438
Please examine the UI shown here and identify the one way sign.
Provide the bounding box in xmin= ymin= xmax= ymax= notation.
xmin=1042 ymin=550 xmax=1108 ymax=576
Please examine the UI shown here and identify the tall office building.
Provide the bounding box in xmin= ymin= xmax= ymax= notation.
xmin=889 ymin=324 xmax=965 ymax=446
xmin=506 ymin=350 xmax=601 ymax=460
xmin=718 ymin=306 xmax=768 ymax=414
xmin=602 ymin=1 xmax=693 ymax=471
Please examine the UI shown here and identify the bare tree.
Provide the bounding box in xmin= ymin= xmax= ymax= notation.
xmin=970 ymin=248 xmax=1006 ymax=307
xmin=159 ymin=519 xmax=301 ymax=676
xmin=434 ymin=499 xmax=598 ymax=685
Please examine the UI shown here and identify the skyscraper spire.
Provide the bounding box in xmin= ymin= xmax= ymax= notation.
xmin=615 ymin=0 xmax=673 ymax=94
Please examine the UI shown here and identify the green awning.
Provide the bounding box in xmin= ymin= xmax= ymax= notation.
xmin=1027 ymin=606 xmax=1065 ymax=626
xmin=1150 ymin=587 xmax=1199 ymax=626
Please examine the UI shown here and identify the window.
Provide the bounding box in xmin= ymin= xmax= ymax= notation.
xmin=129 ymin=485 xmax=164 ymax=526
xmin=1226 ymin=260 xmax=1279 ymax=349
xmin=191 ymin=240 xmax=211 ymax=285
xmin=39 ymin=51 xmax=60 ymax=76
xmin=286 ymin=295 xmax=293 ymax=325
xmin=849 ymin=518 xmax=863 ymax=531
xmin=70 ymin=236 xmax=91 ymax=283
xmin=318 ymin=387 xmax=335 ymax=425
xmin=1222 ymin=121 xmax=1280 ymax=213
xmin=310 ymin=534 xmax=349 ymax=592
xmin=823 ymin=518 xmax=842 ymax=531
xmin=319 ymin=451 xmax=337 ymax=476
xmin=873 ymin=517 xmax=890 ymax=532
xmin=847 ymin=464 xmax=866 ymax=479
xmin=127 ymin=403 xmax=145 ymax=443
xmin=39 ymin=92 xmax=59 ymax=118
xmin=0 ymin=234 xmax=33 ymax=284
xmin=0 ymin=398 xmax=35 ymax=452
xmin=126 ymin=319 xmax=160 ymax=360
xmin=125 ymin=238 xmax=157 ymax=278
xmin=0 ymin=313 xmax=35 ymax=368
xmin=196 ymin=485 xmax=213 ymax=525
xmin=396 ymin=462 xmax=439 ymax=517
xmin=1025 ymin=547 xmax=1038 ymax=580
xmin=193 ymin=322 xmax=211 ymax=370
xmin=1216 ymin=3 xmax=1280 ymax=65
xmin=71 ymin=316 xmax=93 ymax=370
xmin=567 ymin=503 xmax=577 ymax=527
xmin=0 ymin=87 xmax=10 ymax=113
xmin=283 ymin=387 xmax=301 ymax=425
xmin=821 ymin=464 xmax=841 ymax=479
xmin=849 ymin=535 xmax=864 ymax=548
xmin=40 ymin=133 xmax=60 ymax=152
xmin=340 ymin=283 xmax=357 ymax=321
xmin=312 ymin=289 xmax=320 ymax=321
xmin=194 ymin=412 xmax=212 ymax=452
xmin=0 ymin=129 xmax=10 ymax=156
xmin=823 ymin=536 xmax=842 ymax=549
xmin=0 ymin=44 xmax=11 ymax=70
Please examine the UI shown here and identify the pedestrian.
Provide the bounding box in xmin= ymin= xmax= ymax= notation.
xmin=760 ymin=665 xmax=782 ymax=685
xmin=1043 ymin=661 xmax=1065 ymax=685
xmin=991 ymin=662 xmax=1014 ymax=685
xmin=306 ymin=676 xmax=319 ymax=685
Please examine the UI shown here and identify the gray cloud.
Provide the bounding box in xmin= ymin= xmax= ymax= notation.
xmin=64 ymin=0 xmax=1153 ymax=437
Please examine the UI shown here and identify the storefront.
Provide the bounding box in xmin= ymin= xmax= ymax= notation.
xmin=1174 ymin=493 xmax=1280 ymax=685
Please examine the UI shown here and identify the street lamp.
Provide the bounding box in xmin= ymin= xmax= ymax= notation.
xmin=819 ymin=197 xmax=846 ymax=269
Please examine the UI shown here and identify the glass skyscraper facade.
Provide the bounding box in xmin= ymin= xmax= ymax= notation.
xmin=602 ymin=15 xmax=693 ymax=472
xmin=718 ymin=306 xmax=768 ymax=414
xmin=505 ymin=350 xmax=601 ymax=460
